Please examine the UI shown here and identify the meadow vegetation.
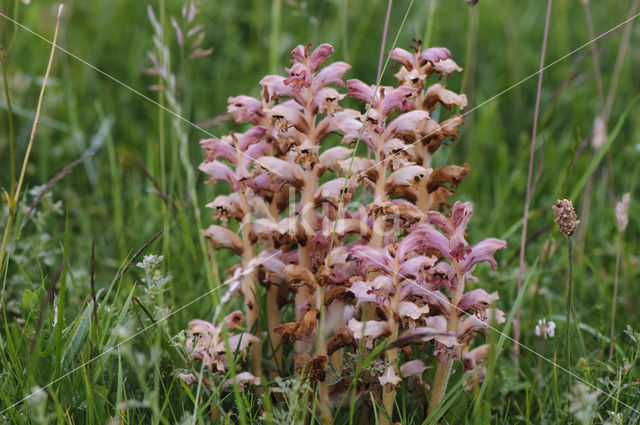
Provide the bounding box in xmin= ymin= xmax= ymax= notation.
xmin=1 ymin=0 xmax=639 ymax=423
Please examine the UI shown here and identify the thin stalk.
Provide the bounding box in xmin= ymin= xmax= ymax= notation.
xmin=609 ymin=231 xmax=622 ymax=359
xmin=341 ymin=0 xmax=349 ymax=63
xmin=578 ymin=0 xmax=639 ymax=254
xmin=460 ymin=4 xmax=479 ymax=95
xmin=603 ymin=0 xmax=640 ymax=123
xmin=377 ymin=0 xmax=393 ymax=84
xmin=158 ymin=0 xmax=170 ymax=273
xmin=0 ymin=5 xmax=63 ymax=273
xmin=514 ymin=0 xmax=552 ymax=370
xmin=268 ymin=0 xmax=282 ymax=75
xmin=1 ymin=59 xmax=16 ymax=197
xmin=422 ymin=0 xmax=437 ymax=47
xmin=564 ymin=235 xmax=573 ymax=382
xmin=580 ymin=0 xmax=605 ymax=107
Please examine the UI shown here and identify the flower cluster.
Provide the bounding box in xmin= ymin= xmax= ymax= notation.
xmin=187 ymin=42 xmax=506 ymax=422
xmin=535 ymin=318 xmax=556 ymax=339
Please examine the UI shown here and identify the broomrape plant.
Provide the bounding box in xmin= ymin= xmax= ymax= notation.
xmin=186 ymin=41 xmax=507 ymax=422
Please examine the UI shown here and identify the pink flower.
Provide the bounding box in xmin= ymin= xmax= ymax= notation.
xmin=349 ymin=245 xmax=393 ymax=274
xmin=309 ymin=43 xmax=334 ymax=72
xmin=419 ymin=47 xmax=451 ymax=64
xmin=284 ymin=62 xmax=312 ymax=92
xmin=311 ymin=62 xmax=351 ymax=91
xmin=389 ymin=47 xmax=417 ymax=70
xmin=227 ymin=95 xmax=264 ymax=125
xmin=200 ymin=137 xmax=238 ymax=164
xmin=380 ymin=86 xmax=416 ymax=117
xmin=460 ymin=238 xmax=507 ymax=273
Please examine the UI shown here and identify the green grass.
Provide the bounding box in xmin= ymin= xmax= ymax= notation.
xmin=1 ymin=0 xmax=640 ymax=423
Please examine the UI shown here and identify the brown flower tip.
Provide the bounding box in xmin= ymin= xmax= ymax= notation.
xmin=553 ymin=199 xmax=580 ymax=236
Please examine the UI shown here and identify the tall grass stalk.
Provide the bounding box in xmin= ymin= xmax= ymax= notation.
xmin=514 ymin=0 xmax=553 ymax=370
xmin=564 ymin=235 xmax=573 ymax=381
xmin=577 ymin=0 xmax=639 ymax=253
xmin=0 ymin=5 xmax=63 ymax=274
xmin=268 ymin=0 xmax=282 ymax=75
xmin=610 ymin=193 xmax=629 ymax=359
xmin=1 ymin=55 xmax=16 ymax=198
xmin=376 ymin=0 xmax=393 ymax=84
xmin=609 ymin=231 xmax=622 ymax=359
xmin=158 ymin=0 xmax=170 ymax=271
xmin=603 ymin=0 xmax=640 ymax=122
xmin=422 ymin=0 xmax=437 ymax=47
xmin=580 ymin=0 xmax=605 ymax=106
xmin=460 ymin=3 xmax=479 ymax=95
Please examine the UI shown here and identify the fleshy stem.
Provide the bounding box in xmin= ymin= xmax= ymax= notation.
xmin=267 ymin=200 xmax=283 ymax=372
xmin=514 ymin=0 xmax=552 ymax=371
xmin=564 ymin=235 xmax=573 ymax=385
xmin=0 ymin=5 xmax=62 ymax=274
xmin=429 ymin=258 xmax=464 ymax=415
xmin=296 ymin=89 xmax=319 ymax=362
xmin=239 ymin=189 xmax=262 ymax=377
xmin=297 ymin=83 xmax=332 ymax=423
xmin=364 ymin=104 xmax=388 ymax=324
xmin=381 ymin=257 xmax=400 ymax=425
xmin=609 ymin=231 xmax=622 ymax=359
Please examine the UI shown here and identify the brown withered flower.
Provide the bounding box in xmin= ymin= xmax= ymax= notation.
xmin=553 ymin=199 xmax=580 ymax=236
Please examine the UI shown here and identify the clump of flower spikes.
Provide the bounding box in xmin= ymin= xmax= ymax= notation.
xmin=186 ymin=41 xmax=507 ymax=422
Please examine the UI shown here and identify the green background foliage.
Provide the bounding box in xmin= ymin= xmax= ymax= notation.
xmin=1 ymin=0 xmax=639 ymax=423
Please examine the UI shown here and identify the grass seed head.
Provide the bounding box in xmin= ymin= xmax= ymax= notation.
xmin=615 ymin=193 xmax=630 ymax=232
xmin=553 ymin=198 xmax=579 ymax=236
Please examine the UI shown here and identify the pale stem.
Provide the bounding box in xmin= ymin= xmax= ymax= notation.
xmin=298 ymin=87 xmax=332 ymax=421
xmin=416 ymin=145 xmax=432 ymax=212
xmin=295 ymin=164 xmax=317 ymax=361
xmin=240 ymin=192 xmax=262 ymax=377
xmin=314 ymin=279 xmax=333 ymax=423
xmin=381 ymin=258 xmax=400 ymax=425
xmin=428 ymin=259 xmax=464 ymax=415
xmin=266 ymin=201 xmax=283 ymax=372
xmin=363 ymin=149 xmax=388 ymax=322
xmin=328 ymin=300 xmax=344 ymax=369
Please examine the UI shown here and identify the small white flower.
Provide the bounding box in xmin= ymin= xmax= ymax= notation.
xmin=136 ymin=254 xmax=164 ymax=271
xmin=534 ymin=318 xmax=555 ymax=339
